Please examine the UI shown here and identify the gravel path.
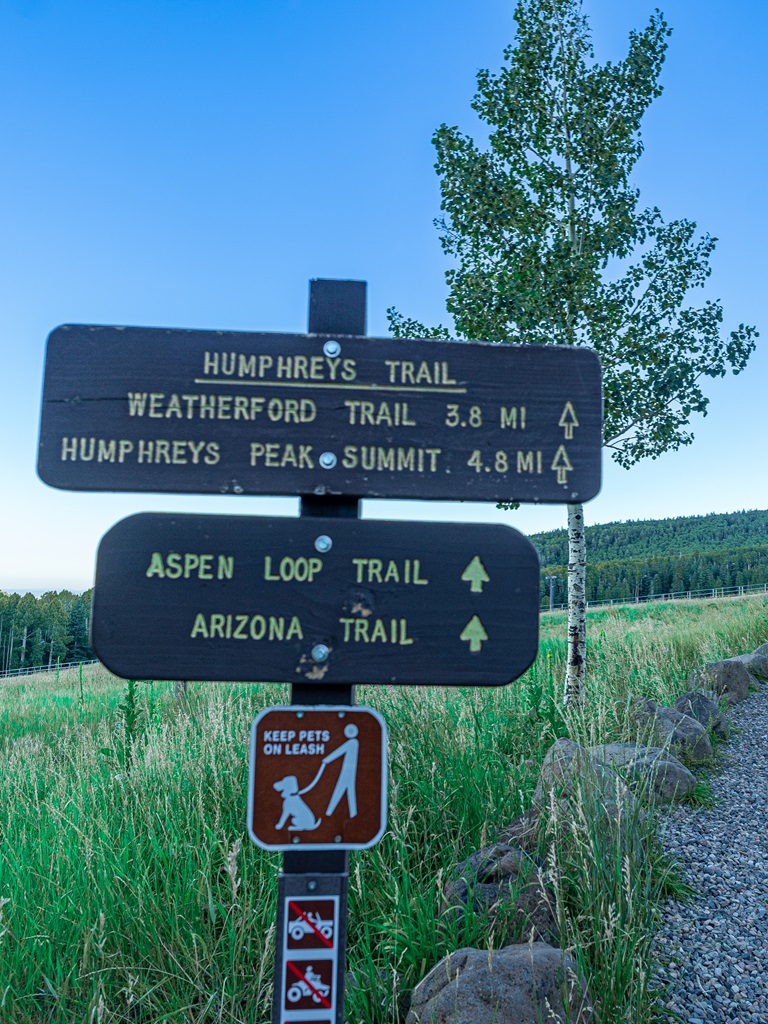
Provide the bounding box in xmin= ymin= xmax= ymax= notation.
xmin=652 ymin=680 xmax=768 ymax=1024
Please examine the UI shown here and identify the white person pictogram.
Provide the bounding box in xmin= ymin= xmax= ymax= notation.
xmin=322 ymin=723 xmax=359 ymax=818
xmin=295 ymin=723 xmax=360 ymax=820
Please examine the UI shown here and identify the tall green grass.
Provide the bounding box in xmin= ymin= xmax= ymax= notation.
xmin=0 ymin=596 xmax=766 ymax=1023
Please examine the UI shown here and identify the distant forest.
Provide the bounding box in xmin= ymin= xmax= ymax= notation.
xmin=0 ymin=590 xmax=93 ymax=673
xmin=533 ymin=509 xmax=768 ymax=606
xmin=531 ymin=509 xmax=768 ymax=565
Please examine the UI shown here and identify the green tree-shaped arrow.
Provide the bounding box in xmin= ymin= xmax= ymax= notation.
xmin=461 ymin=555 xmax=490 ymax=593
xmin=460 ymin=615 xmax=488 ymax=652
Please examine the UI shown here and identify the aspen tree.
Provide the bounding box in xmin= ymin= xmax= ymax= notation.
xmin=389 ymin=0 xmax=757 ymax=704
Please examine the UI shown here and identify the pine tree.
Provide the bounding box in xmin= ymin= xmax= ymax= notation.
xmin=67 ymin=596 xmax=92 ymax=662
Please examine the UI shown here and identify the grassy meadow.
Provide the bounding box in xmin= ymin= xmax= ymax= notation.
xmin=1 ymin=595 xmax=767 ymax=1023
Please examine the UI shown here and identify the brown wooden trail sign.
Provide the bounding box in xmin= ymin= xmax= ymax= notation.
xmin=38 ymin=324 xmax=602 ymax=503
xmin=38 ymin=278 xmax=601 ymax=1024
xmin=90 ymin=512 xmax=540 ymax=686
xmin=248 ymin=706 xmax=387 ymax=851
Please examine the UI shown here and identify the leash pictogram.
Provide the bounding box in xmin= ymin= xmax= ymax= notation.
xmin=249 ymin=706 xmax=387 ymax=851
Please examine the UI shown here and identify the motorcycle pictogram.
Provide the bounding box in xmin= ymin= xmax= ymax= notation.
xmin=286 ymin=965 xmax=331 ymax=1004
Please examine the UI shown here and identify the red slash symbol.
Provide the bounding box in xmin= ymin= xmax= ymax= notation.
xmin=287 ymin=900 xmax=334 ymax=948
xmin=286 ymin=960 xmax=332 ymax=1009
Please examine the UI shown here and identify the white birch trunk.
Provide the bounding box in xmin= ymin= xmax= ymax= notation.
xmin=564 ymin=502 xmax=587 ymax=706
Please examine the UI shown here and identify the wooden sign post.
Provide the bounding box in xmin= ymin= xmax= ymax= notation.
xmin=277 ymin=281 xmax=364 ymax=1024
xmin=38 ymin=278 xmax=603 ymax=1024
xmin=250 ymin=704 xmax=387 ymax=1024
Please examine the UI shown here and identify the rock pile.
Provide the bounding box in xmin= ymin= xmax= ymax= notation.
xmin=406 ymin=944 xmax=592 ymax=1024
xmin=629 ymin=696 xmax=714 ymax=761
xmin=441 ymin=843 xmax=559 ymax=947
xmin=403 ymin=640 xmax=767 ymax=1024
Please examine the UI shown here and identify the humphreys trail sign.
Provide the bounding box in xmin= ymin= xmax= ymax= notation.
xmin=90 ymin=512 xmax=540 ymax=686
xmin=38 ymin=324 xmax=602 ymax=503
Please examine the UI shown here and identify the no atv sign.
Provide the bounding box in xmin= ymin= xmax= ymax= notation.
xmin=248 ymin=706 xmax=387 ymax=851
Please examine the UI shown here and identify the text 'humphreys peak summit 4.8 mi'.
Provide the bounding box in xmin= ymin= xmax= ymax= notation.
xmin=38 ymin=324 xmax=602 ymax=503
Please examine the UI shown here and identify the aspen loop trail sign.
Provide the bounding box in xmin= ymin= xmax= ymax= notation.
xmin=38 ymin=324 xmax=602 ymax=503
xmin=90 ymin=512 xmax=540 ymax=686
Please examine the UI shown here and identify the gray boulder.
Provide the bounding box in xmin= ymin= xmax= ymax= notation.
xmin=732 ymin=651 xmax=768 ymax=682
xmin=673 ymin=690 xmax=728 ymax=739
xmin=406 ymin=943 xmax=591 ymax=1024
xmin=532 ymin=738 xmax=645 ymax=845
xmin=533 ymin=738 xmax=632 ymax=805
xmin=688 ymin=660 xmax=756 ymax=704
xmin=754 ymin=642 xmax=768 ymax=658
xmin=442 ymin=844 xmax=558 ymax=946
xmin=629 ymin=698 xmax=713 ymax=762
xmin=588 ymin=742 xmax=698 ymax=802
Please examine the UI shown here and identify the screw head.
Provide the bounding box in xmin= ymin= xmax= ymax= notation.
xmin=311 ymin=643 xmax=330 ymax=663
xmin=307 ymin=880 xmax=317 ymax=891
xmin=292 ymin=836 xmax=300 ymax=844
xmin=334 ymin=835 xmax=342 ymax=843
xmin=296 ymin=711 xmax=304 ymax=718
xmin=232 ymin=483 xmax=244 ymax=494
xmin=319 ymin=452 xmax=337 ymax=469
xmin=314 ymin=534 xmax=332 ymax=553
xmin=323 ymin=340 xmax=341 ymax=358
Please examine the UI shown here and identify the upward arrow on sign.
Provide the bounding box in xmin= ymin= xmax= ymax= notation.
xmin=461 ymin=556 xmax=490 ymax=593
xmin=558 ymin=401 xmax=580 ymax=439
xmin=460 ymin=616 xmax=489 ymax=653
xmin=551 ymin=446 xmax=574 ymax=485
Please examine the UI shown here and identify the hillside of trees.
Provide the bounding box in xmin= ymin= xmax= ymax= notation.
xmin=0 ymin=589 xmax=93 ymax=674
xmin=531 ymin=509 xmax=768 ymax=566
xmin=533 ymin=509 xmax=768 ymax=606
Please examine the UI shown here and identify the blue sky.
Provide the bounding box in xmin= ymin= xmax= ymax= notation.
xmin=1 ymin=0 xmax=766 ymax=592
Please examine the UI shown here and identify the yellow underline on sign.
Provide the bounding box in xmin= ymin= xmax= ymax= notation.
xmin=193 ymin=379 xmax=468 ymax=394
